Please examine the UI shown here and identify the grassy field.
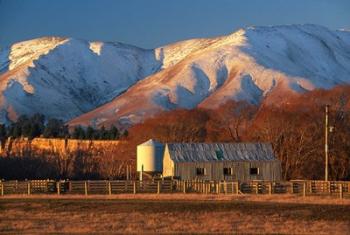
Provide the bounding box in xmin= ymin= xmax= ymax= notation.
xmin=0 ymin=194 xmax=349 ymax=234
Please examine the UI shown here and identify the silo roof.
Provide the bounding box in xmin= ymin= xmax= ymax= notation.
xmin=167 ymin=142 xmax=276 ymax=162
xmin=138 ymin=139 xmax=164 ymax=147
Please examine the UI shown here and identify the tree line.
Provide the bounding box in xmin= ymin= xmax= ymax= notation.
xmin=126 ymin=86 xmax=350 ymax=181
xmin=1 ymin=86 xmax=349 ymax=181
xmin=0 ymin=114 xmax=126 ymax=141
xmin=0 ymin=141 xmax=132 ymax=180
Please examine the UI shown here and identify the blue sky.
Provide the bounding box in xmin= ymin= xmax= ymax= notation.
xmin=0 ymin=0 xmax=349 ymax=48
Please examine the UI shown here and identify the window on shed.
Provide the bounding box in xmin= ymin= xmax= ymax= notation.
xmin=223 ymin=167 xmax=233 ymax=176
xmin=250 ymin=167 xmax=259 ymax=175
xmin=196 ymin=168 xmax=206 ymax=176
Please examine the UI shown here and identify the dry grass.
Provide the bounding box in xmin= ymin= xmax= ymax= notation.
xmin=0 ymin=194 xmax=350 ymax=234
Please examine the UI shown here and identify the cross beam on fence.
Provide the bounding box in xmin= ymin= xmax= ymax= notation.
xmin=0 ymin=180 xmax=349 ymax=198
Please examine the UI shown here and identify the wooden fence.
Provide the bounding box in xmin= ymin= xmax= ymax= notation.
xmin=0 ymin=180 xmax=349 ymax=198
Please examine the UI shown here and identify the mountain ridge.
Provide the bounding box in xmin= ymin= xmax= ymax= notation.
xmin=1 ymin=24 xmax=350 ymax=126
xmin=69 ymin=24 xmax=350 ymax=127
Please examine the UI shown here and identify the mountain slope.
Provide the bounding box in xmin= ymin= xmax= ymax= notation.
xmin=1 ymin=24 xmax=350 ymax=126
xmin=0 ymin=34 xmax=230 ymax=123
xmin=68 ymin=24 xmax=350 ymax=127
xmin=0 ymin=37 xmax=162 ymax=122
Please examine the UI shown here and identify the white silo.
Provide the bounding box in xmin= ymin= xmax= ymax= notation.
xmin=137 ymin=139 xmax=164 ymax=178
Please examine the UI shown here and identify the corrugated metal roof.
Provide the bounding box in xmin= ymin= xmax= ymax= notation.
xmin=167 ymin=143 xmax=276 ymax=162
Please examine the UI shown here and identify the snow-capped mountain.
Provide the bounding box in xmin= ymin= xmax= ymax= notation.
xmin=69 ymin=24 xmax=350 ymax=127
xmin=1 ymin=24 xmax=350 ymax=126
xmin=0 ymin=37 xmax=162 ymax=122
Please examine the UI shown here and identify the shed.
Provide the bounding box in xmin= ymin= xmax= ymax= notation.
xmin=162 ymin=142 xmax=281 ymax=181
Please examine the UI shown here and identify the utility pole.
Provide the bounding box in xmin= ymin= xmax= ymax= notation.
xmin=325 ymin=105 xmax=329 ymax=181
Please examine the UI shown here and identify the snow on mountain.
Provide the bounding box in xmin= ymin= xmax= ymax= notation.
xmin=0 ymin=33 xmax=230 ymax=123
xmin=1 ymin=24 xmax=350 ymax=127
xmin=68 ymin=24 xmax=350 ymax=127
xmin=0 ymin=37 xmax=162 ymax=122
xmin=154 ymin=37 xmax=220 ymax=69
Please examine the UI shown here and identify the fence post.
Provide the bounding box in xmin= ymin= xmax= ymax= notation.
xmin=255 ymin=182 xmax=259 ymax=194
xmin=133 ymin=181 xmax=136 ymax=194
xmin=339 ymin=183 xmax=343 ymax=199
xmin=236 ymin=182 xmax=239 ymax=195
xmin=56 ymin=182 xmax=60 ymax=195
xmin=69 ymin=181 xmax=72 ymax=193
xmin=27 ymin=181 xmax=31 ymax=195
xmin=84 ymin=181 xmax=88 ymax=196
xmin=268 ymin=182 xmax=272 ymax=195
xmin=108 ymin=181 xmax=112 ymax=195
xmin=157 ymin=181 xmax=161 ymax=194
xmin=1 ymin=182 xmax=3 ymax=196
xmin=183 ymin=181 xmax=186 ymax=194
xmin=303 ymin=182 xmax=306 ymax=197
xmin=309 ymin=181 xmax=312 ymax=194
xmin=290 ymin=182 xmax=294 ymax=194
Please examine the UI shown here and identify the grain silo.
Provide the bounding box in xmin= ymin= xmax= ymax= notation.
xmin=137 ymin=139 xmax=164 ymax=179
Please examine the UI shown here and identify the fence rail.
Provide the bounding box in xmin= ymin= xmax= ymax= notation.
xmin=0 ymin=180 xmax=349 ymax=198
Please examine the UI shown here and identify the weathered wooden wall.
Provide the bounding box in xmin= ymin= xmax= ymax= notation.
xmin=174 ymin=160 xmax=282 ymax=181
